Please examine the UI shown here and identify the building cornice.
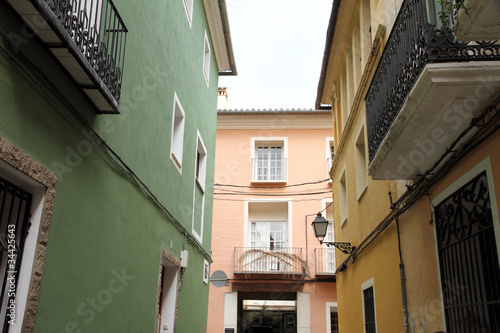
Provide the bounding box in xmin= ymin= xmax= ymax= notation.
xmin=316 ymin=0 xmax=342 ymax=109
xmin=217 ymin=111 xmax=334 ymax=130
xmin=203 ymin=0 xmax=237 ymax=75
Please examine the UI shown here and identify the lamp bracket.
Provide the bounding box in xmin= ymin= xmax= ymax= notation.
xmin=321 ymin=241 xmax=354 ymax=254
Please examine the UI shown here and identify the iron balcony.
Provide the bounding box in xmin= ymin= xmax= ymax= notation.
xmin=250 ymin=158 xmax=288 ymax=183
xmin=314 ymin=248 xmax=336 ymax=276
xmin=7 ymin=0 xmax=128 ymax=114
xmin=234 ymin=247 xmax=304 ymax=275
xmin=365 ymin=0 xmax=500 ymax=180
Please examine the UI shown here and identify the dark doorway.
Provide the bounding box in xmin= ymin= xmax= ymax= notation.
xmin=238 ymin=292 xmax=296 ymax=333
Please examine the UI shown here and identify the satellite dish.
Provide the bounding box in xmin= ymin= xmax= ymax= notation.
xmin=209 ymin=270 xmax=228 ymax=287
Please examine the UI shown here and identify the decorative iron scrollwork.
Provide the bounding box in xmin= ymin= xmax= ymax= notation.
xmin=322 ymin=241 xmax=354 ymax=255
xmin=435 ymin=171 xmax=492 ymax=248
xmin=365 ymin=0 xmax=500 ymax=161
xmin=42 ymin=0 xmax=127 ymax=103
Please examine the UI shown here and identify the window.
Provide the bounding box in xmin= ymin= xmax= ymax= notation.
xmin=0 ymin=176 xmax=33 ymax=329
xmin=251 ymin=138 xmax=287 ymax=183
xmin=433 ymin=170 xmax=500 ymax=332
xmin=363 ymin=287 xmax=376 ymax=333
xmin=202 ymin=31 xmax=210 ymax=86
xmin=355 ymin=124 xmax=368 ymax=200
xmin=362 ymin=279 xmax=376 ymax=333
xmin=182 ymin=0 xmax=193 ymax=25
xmin=361 ymin=0 xmax=372 ymax=64
xmin=352 ymin=8 xmax=362 ymax=88
xmin=192 ymin=132 xmax=207 ymax=243
xmin=326 ymin=302 xmax=338 ymax=333
xmin=257 ymin=146 xmax=282 ymax=180
xmin=195 ymin=134 xmax=207 ymax=190
xmin=240 ymin=200 xmax=293 ymax=273
xmin=339 ymin=167 xmax=348 ymax=226
xmin=331 ymin=311 xmax=339 ymax=333
xmin=251 ymin=220 xmax=288 ymax=250
xmin=170 ymin=93 xmax=185 ymax=173
xmin=341 ymin=64 xmax=348 ymax=129
xmin=0 ymin=144 xmax=55 ymax=332
xmin=326 ymin=138 xmax=335 ymax=179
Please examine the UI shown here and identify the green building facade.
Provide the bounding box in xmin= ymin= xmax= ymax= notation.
xmin=0 ymin=0 xmax=235 ymax=331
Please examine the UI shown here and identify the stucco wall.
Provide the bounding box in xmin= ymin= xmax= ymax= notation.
xmin=0 ymin=0 xmax=220 ymax=331
xmin=208 ymin=118 xmax=337 ymax=333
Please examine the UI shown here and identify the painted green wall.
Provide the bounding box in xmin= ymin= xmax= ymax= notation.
xmin=0 ymin=0 xmax=219 ymax=331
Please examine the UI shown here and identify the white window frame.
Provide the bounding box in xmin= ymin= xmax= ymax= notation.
xmin=0 ymin=154 xmax=54 ymax=333
xmin=250 ymin=137 xmax=288 ymax=183
xmin=195 ymin=131 xmax=207 ymax=192
xmin=170 ymin=92 xmax=186 ymax=174
xmin=243 ymin=199 xmax=293 ymax=248
xmin=191 ymin=131 xmax=207 ymax=243
xmin=326 ymin=137 xmax=335 ymax=181
xmin=250 ymin=219 xmax=289 ymax=249
xmin=361 ymin=277 xmax=377 ymax=333
xmin=326 ymin=302 xmax=339 ymax=333
xmin=182 ymin=0 xmax=193 ymax=26
xmin=354 ymin=123 xmax=368 ymax=201
xmin=339 ymin=166 xmax=348 ymax=227
xmin=202 ymin=31 xmax=211 ymax=86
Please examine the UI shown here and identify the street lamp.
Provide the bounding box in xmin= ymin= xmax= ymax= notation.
xmin=311 ymin=213 xmax=354 ymax=255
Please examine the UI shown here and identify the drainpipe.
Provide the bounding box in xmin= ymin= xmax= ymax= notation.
xmin=396 ymin=217 xmax=409 ymax=333
xmin=390 ymin=192 xmax=409 ymax=333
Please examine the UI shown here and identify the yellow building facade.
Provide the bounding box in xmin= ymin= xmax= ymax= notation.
xmin=317 ymin=0 xmax=500 ymax=332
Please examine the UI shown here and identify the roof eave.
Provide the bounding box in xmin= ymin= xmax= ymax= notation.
xmin=203 ymin=0 xmax=237 ymax=75
xmin=315 ymin=0 xmax=341 ymax=110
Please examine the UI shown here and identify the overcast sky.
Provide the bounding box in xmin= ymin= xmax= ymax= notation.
xmin=219 ymin=0 xmax=333 ymax=110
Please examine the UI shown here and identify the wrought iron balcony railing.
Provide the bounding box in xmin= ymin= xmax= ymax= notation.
xmin=314 ymin=248 xmax=336 ymax=276
xmin=234 ymin=247 xmax=305 ymax=275
xmin=250 ymin=158 xmax=287 ymax=182
xmin=8 ymin=0 xmax=127 ymax=113
xmin=365 ymin=0 xmax=500 ymax=162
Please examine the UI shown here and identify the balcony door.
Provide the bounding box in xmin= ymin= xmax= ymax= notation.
xmin=250 ymin=220 xmax=288 ymax=272
xmin=256 ymin=146 xmax=283 ymax=181
xmin=251 ymin=220 xmax=288 ymax=250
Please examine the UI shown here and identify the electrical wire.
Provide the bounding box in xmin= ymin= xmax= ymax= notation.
xmin=319 ymin=201 xmax=333 ymax=213
xmin=0 ymin=30 xmax=213 ymax=261
xmin=214 ymin=191 xmax=332 ymax=197
xmin=334 ymin=94 xmax=500 ymax=274
xmin=213 ymin=197 xmax=333 ymax=202
xmin=214 ymin=178 xmax=330 ymax=188
xmin=214 ymin=186 xmax=330 ymax=193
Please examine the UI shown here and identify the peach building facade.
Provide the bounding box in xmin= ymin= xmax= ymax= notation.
xmin=207 ymin=108 xmax=338 ymax=333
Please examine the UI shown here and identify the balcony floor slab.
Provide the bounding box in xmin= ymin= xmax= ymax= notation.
xmin=368 ymin=61 xmax=500 ymax=180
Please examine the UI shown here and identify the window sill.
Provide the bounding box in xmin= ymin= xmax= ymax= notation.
xmin=251 ymin=180 xmax=287 ymax=185
xmin=357 ymin=185 xmax=368 ymax=202
xmin=196 ymin=177 xmax=205 ymax=194
xmin=341 ymin=217 xmax=348 ymax=228
xmin=203 ymin=69 xmax=209 ymax=87
xmin=171 ymin=153 xmax=182 ymax=174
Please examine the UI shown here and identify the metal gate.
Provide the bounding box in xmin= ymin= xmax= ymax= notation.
xmin=0 ymin=176 xmax=32 ymax=332
xmin=435 ymin=171 xmax=500 ymax=332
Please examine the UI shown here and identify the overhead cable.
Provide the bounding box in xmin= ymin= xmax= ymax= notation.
xmin=214 ymin=178 xmax=330 ymax=189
